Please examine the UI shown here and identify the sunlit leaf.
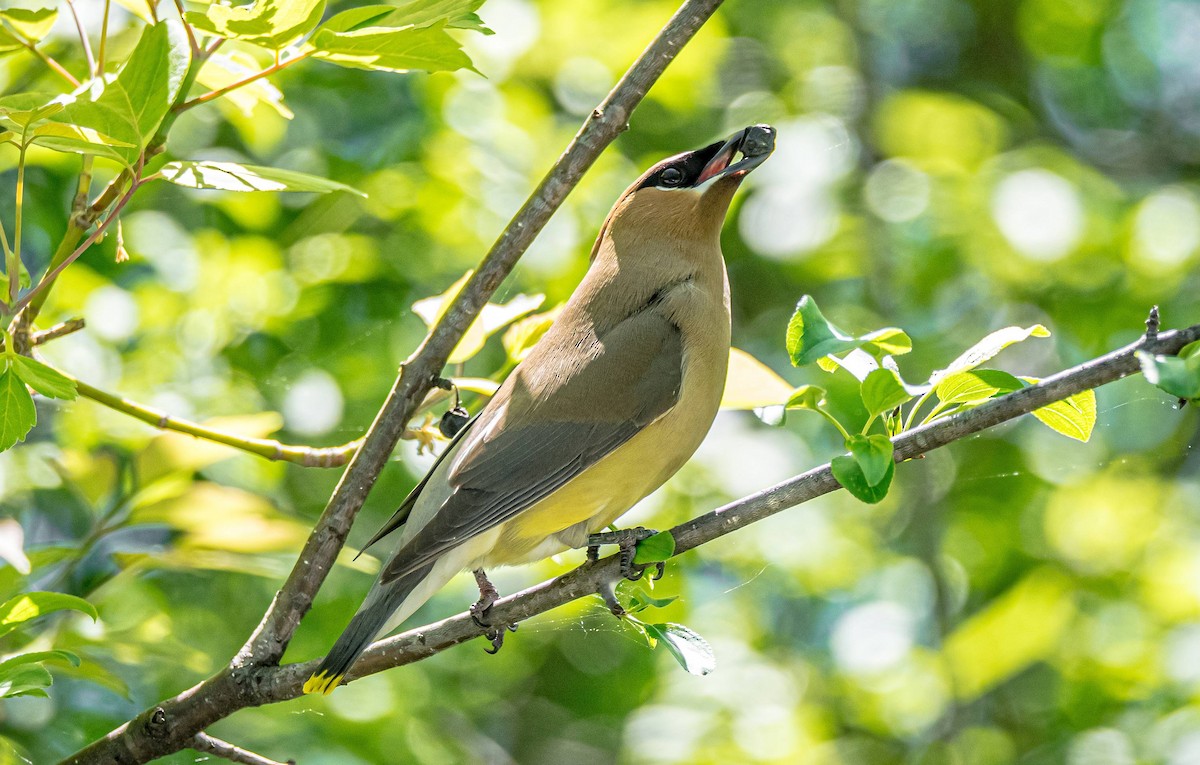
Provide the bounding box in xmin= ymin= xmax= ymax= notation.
xmin=196 ymin=52 xmax=294 ymax=119
xmin=786 ymin=295 xmax=910 ymax=367
xmin=786 ymin=384 xmax=827 ymax=411
xmin=0 ymin=3 xmax=58 ymax=45
xmin=0 ymin=650 xmax=80 ymax=677
xmin=59 ymin=23 xmax=190 ymax=163
xmin=502 ymin=306 xmax=562 ymax=364
xmin=721 ymin=348 xmax=794 ymax=410
xmin=412 ymin=272 xmax=544 ymax=364
xmin=308 ymin=11 xmax=477 ymax=75
xmin=159 ymin=160 xmax=366 ymax=196
xmin=831 ymin=453 xmax=894 ymax=503
xmin=1138 ymin=351 xmax=1200 ymax=401
xmin=935 ymin=368 xmax=1024 ymax=406
xmin=11 ymin=356 xmax=77 ymax=400
xmin=321 ymin=2 xmax=491 ymax=35
xmin=931 ymin=325 xmax=1050 ymax=383
xmin=644 ymin=623 xmax=715 ymax=676
xmin=1027 ymin=384 xmax=1096 ymax=442
xmin=0 ymin=368 xmax=36 ymax=453
xmin=632 ymin=532 xmax=675 ymax=565
xmin=621 ymin=583 xmax=678 ymax=613
xmin=0 ymin=592 xmax=97 ymax=638
xmin=861 ymin=368 xmax=916 ymax=419
xmin=186 ymin=0 xmax=327 ymax=50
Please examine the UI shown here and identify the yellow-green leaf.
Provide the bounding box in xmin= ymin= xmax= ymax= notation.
xmin=1030 ymin=388 xmax=1096 ymax=442
xmin=11 ymin=356 xmax=76 ymax=400
xmin=720 ymin=348 xmax=794 ymax=410
xmin=159 ymin=160 xmax=366 ymax=196
xmin=0 ymin=592 xmax=97 ymax=638
xmin=186 ymin=0 xmax=327 ymax=50
xmin=932 ymin=325 xmax=1050 ymax=383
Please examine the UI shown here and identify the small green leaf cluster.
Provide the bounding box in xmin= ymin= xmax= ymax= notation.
xmin=0 ymin=592 xmax=96 ymax=699
xmin=0 ymin=337 xmax=76 ymax=451
xmin=783 ymin=296 xmax=1096 ymax=503
xmin=617 ymin=582 xmax=715 ymax=677
xmin=1138 ymin=340 xmax=1200 ymax=404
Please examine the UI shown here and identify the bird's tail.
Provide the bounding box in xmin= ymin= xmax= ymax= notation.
xmin=304 ymin=564 xmax=434 ymax=695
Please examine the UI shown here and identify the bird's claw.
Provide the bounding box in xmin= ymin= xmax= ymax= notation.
xmin=471 ymin=569 xmax=517 ymax=653
xmin=585 ymin=527 xmax=660 ymax=581
xmin=483 ymin=623 xmax=518 ymax=654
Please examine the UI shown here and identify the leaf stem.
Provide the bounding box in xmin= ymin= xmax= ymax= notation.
xmin=818 ymin=407 xmax=852 ymax=440
xmin=56 ymin=367 xmax=364 ymax=467
xmin=903 ymin=386 xmax=935 ymax=431
xmin=172 ymin=0 xmax=199 ymax=57
xmin=96 ymin=0 xmax=111 ymax=74
xmin=10 ymin=145 xmax=26 ymax=306
xmin=63 ymin=0 xmax=96 ymax=77
xmin=176 ymin=50 xmax=313 ymax=112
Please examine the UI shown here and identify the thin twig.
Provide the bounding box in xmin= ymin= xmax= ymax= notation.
xmin=57 ymin=321 xmax=1200 ymax=765
xmin=0 ymin=317 xmax=85 ymax=352
xmin=96 ymin=0 xmax=111 ymax=74
xmin=172 ymin=0 xmax=200 ymax=57
xmin=10 ymin=163 xmax=142 ymax=318
xmin=191 ymin=734 xmax=293 ymax=765
xmin=176 ymin=51 xmax=313 ymax=112
xmin=63 ymin=0 xmax=96 ymax=76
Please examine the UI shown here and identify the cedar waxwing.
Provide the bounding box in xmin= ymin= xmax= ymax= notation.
xmin=305 ymin=124 xmax=776 ymax=694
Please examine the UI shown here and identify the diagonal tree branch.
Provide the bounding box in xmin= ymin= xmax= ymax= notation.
xmin=191 ymin=734 xmax=293 ymax=765
xmin=58 ymin=322 xmax=1200 ymax=765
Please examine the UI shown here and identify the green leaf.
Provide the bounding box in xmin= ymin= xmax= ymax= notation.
xmin=0 ymin=368 xmax=36 ymax=453
xmin=1138 ymin=351 xmax=1200 ymax=401
xmin=720 ymin=348 xmax=795 ymax=410
xmin=622 ymin=584 xmax=678 ymax=613
xmin=0 ymin=92 xmax=63 ymax=129
xmin=321 ymin=2 xmax=492 ymax=35
xmin=186 ymin=0 xmax=327 ymax=50
xmin=632 ymin=532 xmax=675 ymax=565
xmin=196 ymin=52 xmax=294 ymax=119
xmin=931 ymin=325 xmax=1050 ymax=383
xmin=1020 ymin=379 xmax=1096 ymax=442
xmin=502 ymin=306 xmax=561 ymax=364
xmin=0 ymin=663 xmax=52 ymax=698
xmin=0 ymin=4 xmax=58 ymax=45
xmin=845 ymin=434 xmax=894 ymax=487
xmin=308 ymin=18 xmax=477 ymax=75
xmin=785 ymin=384 xmax=827 ymax=410
xmin=0 ymin=650 xmax=80 ymax=674
xmin=1180 ymin=340 xmax=1200 ymax=360
xmin=158 ymin=160 xmax=367 ymax=196
xmin=831 ymin=453 xmax=895 ymax=504
xmin=11 ymin=356 xmax=77 ymax=400
xmin=61 ymin=23 xmax=189 ymax=163
xmin=27 ymin=119 xmax=136 ymax=162
xmin=935 ymin=368 xmax=1024 ymax=406
xmin=644 ymin=623 xmax=715 ymax=676
xmin=861 ymin=368 xmax=916 ymax=419
xmin=0 ymin=592 xmax=98 ymax=638
xmin=786 ymin=296 xmax=910 ymax=367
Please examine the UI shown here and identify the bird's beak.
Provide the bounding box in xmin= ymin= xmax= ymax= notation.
xmin=694 ymin=124 xmax=776 ymax=187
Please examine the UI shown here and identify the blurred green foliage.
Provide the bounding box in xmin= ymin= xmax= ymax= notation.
xmin=0 ymin=0 xmax=1199 ymax=763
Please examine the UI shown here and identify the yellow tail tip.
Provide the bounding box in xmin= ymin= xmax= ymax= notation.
xmin=303 ymin=671 xmax=343 ymax=695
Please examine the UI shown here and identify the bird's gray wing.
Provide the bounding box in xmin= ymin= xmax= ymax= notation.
xmin=379 ymin=307 xmax=683 ymax=585
xmin=357 ymin=413 xmax=481 ymax=556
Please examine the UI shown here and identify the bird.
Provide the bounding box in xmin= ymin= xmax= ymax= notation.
xmin=304 ymin=124 xmax=776 ymax=695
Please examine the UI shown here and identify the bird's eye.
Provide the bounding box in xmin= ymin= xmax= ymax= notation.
xmin=660 ymin=167 xmax=685 ymax=187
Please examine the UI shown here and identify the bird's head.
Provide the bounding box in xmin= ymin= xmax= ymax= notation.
xmin=593 ymin=124 xmax=776 ymax=258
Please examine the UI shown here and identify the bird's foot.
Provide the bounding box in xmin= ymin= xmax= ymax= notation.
xmin=470 ymin=569 xmax=518 ymax=654
xmin=585 ymin=527 xmax=664 ymax=581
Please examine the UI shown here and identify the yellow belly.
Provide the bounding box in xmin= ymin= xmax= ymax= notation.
xmin=479 ymin=352 xmax=725 ymax=567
